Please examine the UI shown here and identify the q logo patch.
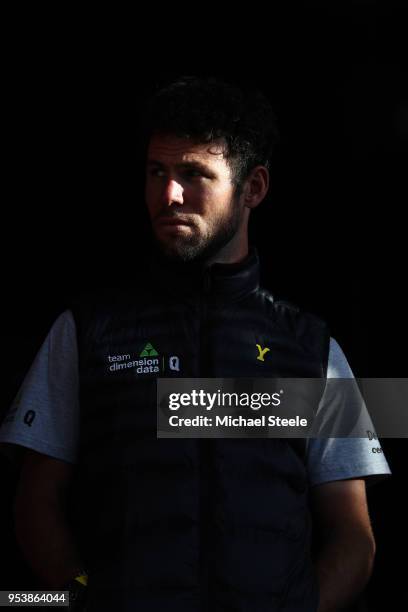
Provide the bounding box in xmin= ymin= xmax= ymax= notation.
xmin=23 ymin=410 xmax=36 ymax=427
xmin=169 ymin=356 xmax=180 ymax=372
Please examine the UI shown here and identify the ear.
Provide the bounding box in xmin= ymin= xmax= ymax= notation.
xmin=242 ymin=166 xmax=269 ymax=209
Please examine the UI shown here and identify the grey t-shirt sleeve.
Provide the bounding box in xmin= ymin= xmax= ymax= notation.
xmin=306 ymin=337 xmax=392 ymax=487
xmin=0 ymin=310 xmax=80 ymax=464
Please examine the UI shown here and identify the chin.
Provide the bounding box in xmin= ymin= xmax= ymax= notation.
xmin=154 ymin=225 xmax=238 ymax=265
xmin=156 ymin=237 xmax=203 ymax=263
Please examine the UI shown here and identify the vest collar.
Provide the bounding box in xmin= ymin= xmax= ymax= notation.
xmin=148 ymin=245 xmax=260 ymax=302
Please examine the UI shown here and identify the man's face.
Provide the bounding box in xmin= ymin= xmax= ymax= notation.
xmin=145 ymin=134 xmax=246 ymax=263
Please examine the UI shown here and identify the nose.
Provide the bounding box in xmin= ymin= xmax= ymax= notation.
xmin=163 ymin=179 xmax=184 ymax=206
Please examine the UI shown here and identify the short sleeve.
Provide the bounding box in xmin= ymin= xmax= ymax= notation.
xmin=306 ymin=337 xmax=392 ymax=487
xmin=0 ymin=310 xmax=80 ymax=465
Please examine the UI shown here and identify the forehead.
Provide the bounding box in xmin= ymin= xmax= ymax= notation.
xmin=147 ymin=134 xmax=229 ymax=170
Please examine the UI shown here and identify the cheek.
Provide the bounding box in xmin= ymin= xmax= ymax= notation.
xmin=199 ymin=184 xmax=233 ymax=210
xmin=145 ymin=182 xmax=158 ymax=213
xmin=209 ymin=189 xmax=236 ymax=220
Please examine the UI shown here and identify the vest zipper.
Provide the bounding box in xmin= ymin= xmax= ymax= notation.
xmin=198 ymin=272 xmax=212 ymax=612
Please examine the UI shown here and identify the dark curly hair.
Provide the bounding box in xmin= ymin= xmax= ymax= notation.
xmin=143 ymin=76 xmax=280 ymax=193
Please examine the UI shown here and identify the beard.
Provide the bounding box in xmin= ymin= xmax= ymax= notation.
xmin=152 ymin=199 xmax=242 ymax=264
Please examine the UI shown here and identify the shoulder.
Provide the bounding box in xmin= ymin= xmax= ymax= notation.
xmin=257 ymin=288 xmax=328 ymax=334
xmin=327 ymin=337 xmax=354 ymax=378
xmin=258 ymin=289 xmax=331 ymax=367
xmin=274 ymin=298 xmax=328 ymax=335
xmin=49 ymin=309 xmax=76 ymax=336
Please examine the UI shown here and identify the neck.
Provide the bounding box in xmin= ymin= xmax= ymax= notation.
xmin=203 ymin=221 xmax=249 ymax=267
xmin=204 ymin=240 xmax=249 ymax=267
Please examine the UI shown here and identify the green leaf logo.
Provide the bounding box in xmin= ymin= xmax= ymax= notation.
xmin=140 ymin=342 xmax=159 ymax=357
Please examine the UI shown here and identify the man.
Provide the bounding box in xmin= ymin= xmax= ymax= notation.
xmin=0 ymin=76 xmax=390 ymax=611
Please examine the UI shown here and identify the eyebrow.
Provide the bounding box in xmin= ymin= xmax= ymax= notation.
xmin=147 ymin=159 xmax=216 ymax=175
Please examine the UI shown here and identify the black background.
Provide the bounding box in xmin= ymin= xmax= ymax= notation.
xmin=1 ymin=1 xmax=407 ymax=609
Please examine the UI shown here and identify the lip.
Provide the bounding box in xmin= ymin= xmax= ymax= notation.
xmin=157 ymin=217 xmax=192 ymax=226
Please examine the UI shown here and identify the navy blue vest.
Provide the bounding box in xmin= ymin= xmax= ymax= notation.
xmin=69 ymin=247 xmax=330 ymax=612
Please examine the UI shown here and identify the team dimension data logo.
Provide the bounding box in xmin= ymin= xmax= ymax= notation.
xmin=107 ymin=343 xmax=180 ymax=374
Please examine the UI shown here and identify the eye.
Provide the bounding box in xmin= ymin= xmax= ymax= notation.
xmin=185 ymin=169 xmax=204 ymax=178
xmin=148 ymin=168 xmax=166 ymax=177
